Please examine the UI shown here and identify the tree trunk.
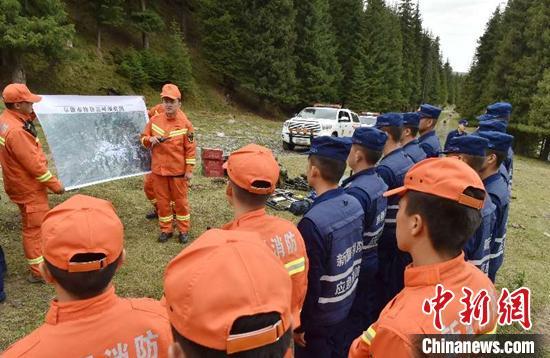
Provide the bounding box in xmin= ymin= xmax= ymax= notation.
xmin=140 ymin=0 xmax=149 ymax=49
xmin=12 ymin=54 xmax=26 ymax=83
xmin=97 ymin=26 xmax=102 ymax=51
xmin=540 ymin=136 xmax=550 ymax=161
xmin=143 ymin=32 xmax=149 ymax=49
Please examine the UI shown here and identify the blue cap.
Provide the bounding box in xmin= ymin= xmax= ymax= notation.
xmin=402 ymin=112 xmax=421 ymax=128
xmin=418 ymin=104 xmax=442 ymax=120
xmin=476 ymin=131 xmax=514 ymax=153
xmin=486 ymin=102 xmax=512 ymax=119
xmin=477 ymin=113 xmax=498 ymax=122
xmin=307 ymin=136 xmax=350 ymax=162
xmin=375 ymin=112 xmax=403 ymax=128
xmin=458 ymin=119 xmax=469 ymax=125
xmin=443 ymin=135 xmax=489 ymax=157
xmin=478 ymin=119 xmax=507 ymax=133
xmin=348 ymin=127 xmax=388 ymax=152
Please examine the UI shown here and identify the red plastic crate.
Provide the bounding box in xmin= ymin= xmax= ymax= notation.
xmin=202 ymin=158 xmax=224 ymax=177
xmin=201 ymin=148 xmax=223 ymax=161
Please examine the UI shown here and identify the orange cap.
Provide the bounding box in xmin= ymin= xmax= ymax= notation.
xmin=163 ymin=229 xmax=292 ymax=354
xmin=160 ymin=84 xmax=181 ymax=100
xmin=223 ymin=144 xmax=279 ymax=194
xmin=2 ymin=83 xmax=42 ymax=103
xmin=42 ymin=194 xmax=124 ymax=272
xmin=383 ymin=157 xmax=486 ymax=209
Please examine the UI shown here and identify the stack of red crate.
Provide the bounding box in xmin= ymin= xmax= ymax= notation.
xmin=201 ymin=148 xmax=224 ymax=177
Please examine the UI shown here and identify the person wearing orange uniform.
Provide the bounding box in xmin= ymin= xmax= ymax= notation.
xmin=141 ymin=84 xmax=196 ymax=243
xmin=349 ymin=158 xmax=498 ymax=358
xmin=0 ymin=83 xmax=64 ymax=282
xmin=2 ymin=194 xmax=172 ymax=357
xmin=143 ymin=103 xmax=165 ymax=219
xmin=221 ymin=144 xmax=308 ymax=332
xmin=164 ymin=228 xmax=293 ymax=357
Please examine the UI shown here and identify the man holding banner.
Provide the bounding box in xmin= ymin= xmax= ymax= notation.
xmin=141 ymin=84 xmax=196 ymax=243
xmin=0 ymin=83 xmax=65 ymax=282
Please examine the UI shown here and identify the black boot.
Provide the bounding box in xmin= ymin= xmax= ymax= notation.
xmin=158 ymin=232 xmax=173 ymax=243
xmin=178 ymin=233 xmax=189 ymax=244
xmin=145 ymin=210 xmax=158 ymax=220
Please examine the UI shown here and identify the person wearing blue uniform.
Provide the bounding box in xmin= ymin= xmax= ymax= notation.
xmin=485 ymin=102 xmax=514 ymax=184
xmin=442 ymin=135 xmax=496 ymax=275
xmin=417 ymin=104 xmax=442 ymax=158
xmin=401 ymin=112 xmax=427 ymax=163
xmin=374 ymin=113 xmax=414 ymax=310
xmin=295 ymin=136 xmax=364 ymax=358
xmin=478 ymin=118 xmax=511 ymax=190
xmin=340 ymin=127 xmax=388 ymax=349
xmin=476 ymin=131 xmax=513 ymax=283
xmin=444 ymin=118 xmax=468 ymax=150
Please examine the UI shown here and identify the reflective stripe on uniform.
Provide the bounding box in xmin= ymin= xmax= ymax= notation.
xmin=361 ymin=326 xmax=377 ymax=345
xmin=176 ymin=214 xmax=190 ymax=221
xmin=284 ymin=257 xmax=306 ymax=276
xmin=387 ymin=205 xmax=399 ymax=210
xmin=27 ymin=256 xmax=44 ymax=265
xmin=185 ymin=158 xmax=196 ymax=165
xmin=494 ymin=236 xmax=505 ymax=244
xmin=468 ymin=255 xmax=491 ymax=266
xmin=318 ymin=279 xmax=359 ymax=304
xmin=0 ymin=136 xmax=5 ymax=146
xmin=363 ymin=226 xmax=383 ymax=238
xmin=169 ymin=128 xmax=188 ymax=137
xmin=385 ymin=218 xmax=396 ymax=224
xmin=36 ymin=170 xmax=53 ymax=182
xmin=159 ymin=215 xmax=173 ymax=223
xmin=152 ymin=123 xmax=165 ymax=136
xmin=320 ymin=259 xmax=362 ymax=282
xmin=140 ymin=136 xmax=147 ymax=146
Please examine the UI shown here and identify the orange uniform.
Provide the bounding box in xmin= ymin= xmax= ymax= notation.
xmin=0 ymin=84 xmax=63 ymax=277
xmin=349 ymin=158 xmax=498 ymax=358
xmin=223 ymin=208 xmax=308 ymax=328
xmin=143 ymin=104 xmax=165 ymax=207
xmin=2 ymin=286 xmax=172 ymax=358
xmin=141 ymin=87 xmax=196 ymax=234
xmin=348 ymin=254 xmax=498 ymax=357
xmin=3 ymin=194 xmax=173 ymax=357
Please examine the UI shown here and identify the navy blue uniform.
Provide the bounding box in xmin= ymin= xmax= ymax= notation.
xmin=0 ymin=246 xmax=5 ymax=302
xmin=341 ymin=168 xmax=388 ymax=347
xmin=375 ymin=148 xmax=414 ymax=310
xmin=504 ymin=147 xmax=514 ymax=186
xmin=296 ymin=188 xmax=364 ymax=358
xmin=418 ymin=130 xmax=441 ymax=158
xmin=464 ymin=197 xmax=496 ymax=274
xmin=444 ymin=129 xmax=466 ymax=150
xmin=484 ymin=173 xmax=510 ymax=282
xmin=402 ymin=139 xmax=427 ymax=163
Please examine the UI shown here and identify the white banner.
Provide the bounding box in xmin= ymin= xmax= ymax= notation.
xmin=34 ymin=96 xmax=151 ymax=190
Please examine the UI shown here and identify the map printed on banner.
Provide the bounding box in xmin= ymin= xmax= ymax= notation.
xmin=34 ymin=96 xmax=151 ymax=190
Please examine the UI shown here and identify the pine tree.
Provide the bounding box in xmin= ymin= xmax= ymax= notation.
xmin=0 ymin=0 xmax=75 ymax=82
xmin=399 ymin=0 xmax=422 ymax=109
xmin=164 ymin=22 xmax=193 ymax=93
xmin=131 ymin=0 xmax=164 ymax=49
xmin=90 ymin=0 xmax=125 ymax=50
xmin=329 ymin=0 xmax=364 ymax=105
xmin=294 ymin=0 xmax=342 ymax=105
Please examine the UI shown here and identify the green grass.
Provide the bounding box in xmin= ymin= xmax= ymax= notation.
xmin=1 ymin=108 xmax=549 ymax=352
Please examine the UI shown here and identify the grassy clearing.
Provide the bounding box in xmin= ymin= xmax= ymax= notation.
xmin=0 ymin=108 xmax=549 ymax=351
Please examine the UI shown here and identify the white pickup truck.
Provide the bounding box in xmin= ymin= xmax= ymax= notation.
xmin=281 ymin=105 xmax=362 ymax=150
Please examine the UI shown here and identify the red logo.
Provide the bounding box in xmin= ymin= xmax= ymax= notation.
xmin=497 ymin=287 xmax=532 ymax=330
xmin=422 ymin=284 xmax=455 ymax=331
xmin=459 ymin=287 xmax=491 ymax=327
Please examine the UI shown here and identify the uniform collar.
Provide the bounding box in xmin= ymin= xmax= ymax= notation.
xmin=5 ymin=109 xmax=31 ymax=123
xmin=341 ymin=168 xmax=377 ymax=187
xmin=230 ymin=208 xmax=266 ymax=227
xmin=383 ymin=146 xmax=404 ymax=159
xmin=312 ymin=187 xmax=344 ymax=208
xmin=404 ymin=253 xmax=466 ymax=287
xmin=419 ymin=130 xmax=436 ymax=141
xmin=45 ymin=286 xmax=118 ymax=325
xmin=483 ymin=172 xmax=501 ymax=186
xmin=403 ymin=139 xmax=419 ymax=148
